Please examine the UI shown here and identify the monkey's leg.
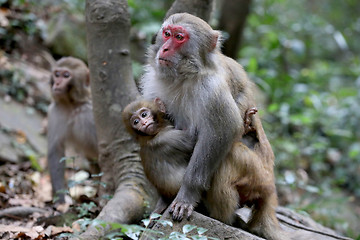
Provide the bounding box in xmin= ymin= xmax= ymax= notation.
xmin=48 ymin=156 xmax=66 ymax=203
xmin=205 ymin=188 xmax=239 ymax=225
xmin=204 ymin=166 xmax=239 ymax=225
xmin=248 ymin=195 xmax=286 ymax=240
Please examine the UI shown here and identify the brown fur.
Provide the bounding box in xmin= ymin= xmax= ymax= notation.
xmin=123 ymin=100 xmax=193 ymax=202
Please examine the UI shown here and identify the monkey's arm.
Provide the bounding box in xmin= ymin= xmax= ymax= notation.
xmin=170 ymin=91 xmax=241 ymax=221
xmin=47 ymin=107 xmax=67 ymax=203
xmin=153 ymin=127 xmax=194 ymax=154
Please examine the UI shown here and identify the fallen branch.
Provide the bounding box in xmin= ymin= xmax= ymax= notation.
xmin=0 ymin=206 xmax=47 ymax=218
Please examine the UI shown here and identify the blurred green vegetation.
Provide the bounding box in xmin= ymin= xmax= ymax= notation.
xmin=242 ymin=0 xmax=360 ymax=196
xmin=239 ymin=0 xmax=360 ymax=237
xmin=1 ymin=0 xmax=359 ymax=237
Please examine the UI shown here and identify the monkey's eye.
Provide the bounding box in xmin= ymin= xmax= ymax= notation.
xmin=141 ymin=111 xmax=148 ymax=118
xmin=163 ymin=30 xmax=171 ymax=38
xmin=175 ymin=33 xmax=184 ymax=41
xmin=63 ymin=71 xmax=70 ymax=78
xmin=133 ymin=119 xmax=140 ymax=126
xmin=54 ymin=71 xmax=60 ymax=77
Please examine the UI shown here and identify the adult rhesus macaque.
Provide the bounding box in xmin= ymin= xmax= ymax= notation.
xmin=140 ymin=13 xmax=282 ymax=240
xmin=47 ymin=57 xmax=98 ymax=203
xmin=122 ymin=99 xmax=263 ymax=222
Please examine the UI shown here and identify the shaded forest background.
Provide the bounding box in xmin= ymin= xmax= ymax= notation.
xmin=0 ymin=0 xmax=359 ymax=239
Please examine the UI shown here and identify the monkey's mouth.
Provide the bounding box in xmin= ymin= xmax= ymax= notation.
xmin=158 ymin=58 xmax=172 ymax=66
xmin=52 ymin=88 xmax=64 ymax=94
xmin=144 ymin=123 xmax=155 ymax=135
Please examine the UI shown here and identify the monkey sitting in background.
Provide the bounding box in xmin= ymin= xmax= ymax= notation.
xmin=47 ymin=57 xmax=99 ymax=203
xmin=122 ymin=99 xmax=276 ymax=233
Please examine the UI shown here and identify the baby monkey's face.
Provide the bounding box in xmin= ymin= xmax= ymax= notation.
xmin=130 ymin=107 xmax=157 ymax=135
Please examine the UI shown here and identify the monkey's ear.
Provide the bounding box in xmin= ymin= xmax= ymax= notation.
xmin=154 ymin=97 xmax=166 ymax=113
xmin=210 ymin=31 xmax=220 ymax=51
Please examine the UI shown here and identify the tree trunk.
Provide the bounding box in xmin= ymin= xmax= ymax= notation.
xmin=81 ymin=0 xmax=214 ymax=238
xmin=141 ymin=207 xmax=352 ymax=240
xmin=218 ymin=0 xmax=252 ymax=59
xmin=82 ymin=0 xmax=156 ymax=238
xmin=165 ymin=0 xmax=214 ymax=21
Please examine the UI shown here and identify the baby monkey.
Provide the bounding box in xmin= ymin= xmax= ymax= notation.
xmin=122 ymin=99 xmax=276 ymax=231
xmin=123 ymin=98 xmax=193 ymax=205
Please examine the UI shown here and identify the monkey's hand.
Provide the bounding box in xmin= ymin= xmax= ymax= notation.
xmin=244 ymin=107 xmax=258 ymax=135
xmin=169 ymin=188 xmax=198 ymax=221
xmin=169 ymin=200 xmax=194 ymax=221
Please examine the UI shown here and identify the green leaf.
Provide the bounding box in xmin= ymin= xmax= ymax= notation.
xmin=150 ymin=213 xmax=162 ymax=220
xmin=158 ymin=220 xmax=173 ymax=227
xmin=196 ymin=227 xmax=208 ymax=235
xmin=142 ymin=219 xmax=150 ymax=228
xmin=169 ymin=231 xmax=189 ymax=239
xmin=183 ymin=224 xmax=197 ymax=234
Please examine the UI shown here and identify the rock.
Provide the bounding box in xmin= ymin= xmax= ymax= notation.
xmin=0 ymin=98 xmax=47 ymax=159
xmin=0 ymin=131 xmax=19 ymax=163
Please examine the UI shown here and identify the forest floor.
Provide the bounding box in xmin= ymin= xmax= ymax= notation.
xmin=0 ymin=160 xmax=100 ymax=239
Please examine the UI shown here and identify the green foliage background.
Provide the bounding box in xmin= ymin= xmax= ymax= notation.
xmin=239 ymin=1 xmax=360 ymax=237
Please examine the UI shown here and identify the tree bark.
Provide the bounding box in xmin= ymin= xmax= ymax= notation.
xmin=218 ymin=0 xmax=252 ymax=59
xmin=141 ymin=207 xmax=352 ymax=240
xmin=83 ymin=0 xmax=156 ymax=238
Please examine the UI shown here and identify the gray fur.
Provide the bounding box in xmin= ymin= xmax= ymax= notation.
xmin=140 ymin=13 xmax=254 ymax=212
xmin=140 ymin=126 xmax=194 ymax=200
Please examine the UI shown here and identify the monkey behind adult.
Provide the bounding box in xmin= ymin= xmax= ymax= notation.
xmin=141 ymin=13 xmax=284 ymax=240
xmin=47 ymin=57 xmax=99 ymax=203
xmin=122 ymin=99 xmax=279 ymax=236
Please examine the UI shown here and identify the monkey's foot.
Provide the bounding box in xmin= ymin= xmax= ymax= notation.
xmin=244 ymin=107 xmax=258 ymax=134
xmin=169 ymin=200 xmax=194 ymax=221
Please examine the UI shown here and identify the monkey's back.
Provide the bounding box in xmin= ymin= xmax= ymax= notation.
xmin=222 ymin=54 xmax=275 ymax=168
